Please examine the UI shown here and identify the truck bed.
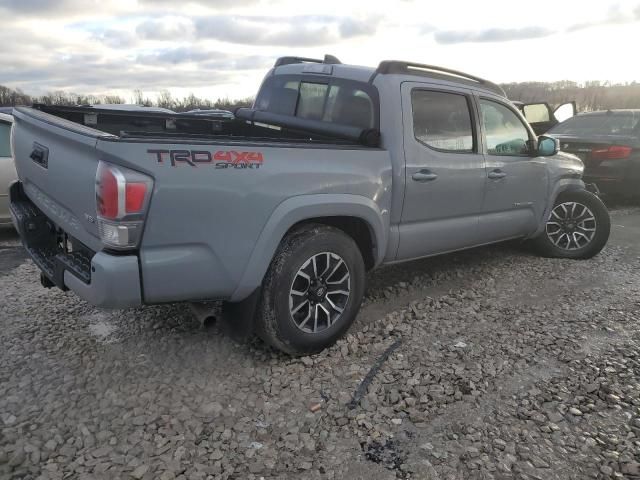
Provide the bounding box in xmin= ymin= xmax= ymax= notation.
xmin=32 ymin=104 xmax=369 ymax=147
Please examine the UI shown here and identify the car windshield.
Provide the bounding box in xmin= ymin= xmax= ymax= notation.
xmin=549 ymin=112 xmax=640 ymax=136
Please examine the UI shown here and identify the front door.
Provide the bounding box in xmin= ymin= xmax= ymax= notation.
xmin=397 ymin=83 xmax=486 ymax=260
xmin=476 ymin=97 xmax=549 ymax=243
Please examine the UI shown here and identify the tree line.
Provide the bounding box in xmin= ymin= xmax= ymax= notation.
xmin=0 ymin=85 xmax=253 ymax=111
xmin=502 ymin=81 xmax=640 ymax=111
xmin=2 ymin=81 xmax=640 ymax=112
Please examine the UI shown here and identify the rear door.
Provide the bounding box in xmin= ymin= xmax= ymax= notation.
xmin=397 ymin=82 xmax=485 ymax=260
xmin=476 ymin=97 xmax=549 ymax=241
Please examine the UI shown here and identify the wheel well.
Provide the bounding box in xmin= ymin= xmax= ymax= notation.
xmin=288 ymin=216 xmax=376 ymax=270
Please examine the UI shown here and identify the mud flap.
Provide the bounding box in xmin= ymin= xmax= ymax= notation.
xmin=220 ymin=287 xmax=261 ymax=342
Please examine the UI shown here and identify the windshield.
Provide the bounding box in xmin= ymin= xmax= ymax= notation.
xmin=549 ymin=112 xmax=640 ymax=136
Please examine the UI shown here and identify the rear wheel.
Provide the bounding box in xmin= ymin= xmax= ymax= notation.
xmin=255 ymin=224 xmax=365 ymax=355
xmin=533 ymin=190 xmax=610 ymax=259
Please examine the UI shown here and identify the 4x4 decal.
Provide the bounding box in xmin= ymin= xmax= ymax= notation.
xmin=148 ymin=149 xmax=263 ymax=168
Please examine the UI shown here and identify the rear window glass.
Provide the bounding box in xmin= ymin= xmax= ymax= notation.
xmin=297 ymin=82 xmax=328 ymax=121
xmin=255 ymin=75 xmax=378 ymax=129
xmin=0 ymin=122 xmax=11 ymax=157
xmin=550 ymin=113 xmax=640 ymax=136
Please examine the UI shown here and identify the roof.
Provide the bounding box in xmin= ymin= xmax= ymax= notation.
xmin=271 ymin=55 xmax=506 ymax=97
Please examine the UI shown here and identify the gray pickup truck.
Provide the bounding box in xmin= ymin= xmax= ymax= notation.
xmin=9 ymin=55 xmax=610 ymax=355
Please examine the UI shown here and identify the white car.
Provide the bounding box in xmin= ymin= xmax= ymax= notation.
xmin=0 ymin=111 xmax=17 ymax=226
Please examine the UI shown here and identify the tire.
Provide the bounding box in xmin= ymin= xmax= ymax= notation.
xmin=255 ymin=224 xmax=366 ymax=356
xmin=533 ymin=189 xmax=610 ymax=259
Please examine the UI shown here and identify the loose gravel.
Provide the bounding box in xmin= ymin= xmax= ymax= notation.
xmin=1 ymin=207 xmax=640 ymax=480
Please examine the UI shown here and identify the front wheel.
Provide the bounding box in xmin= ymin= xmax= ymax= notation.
xmin=533 ymin=189 xmax=610 ymax=259
xmin=255 ymin=224 xmax=366 ymax=355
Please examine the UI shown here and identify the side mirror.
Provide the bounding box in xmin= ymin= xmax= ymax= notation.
xmin=537 ymin=135 xmax=559 ymax=156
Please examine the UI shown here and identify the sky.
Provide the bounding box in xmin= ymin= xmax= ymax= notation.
xmin=1 ymin=0 xmax=640 ymax=102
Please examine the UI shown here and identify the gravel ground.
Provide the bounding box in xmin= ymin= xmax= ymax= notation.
xmin=1 ymin=205 xmax=640 ymax=480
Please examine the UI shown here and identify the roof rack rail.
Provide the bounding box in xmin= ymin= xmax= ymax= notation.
xmin=274 ymin=54 xmax=341 ymax=67
xmin=376 ymin=60 xmax=506 ymax=97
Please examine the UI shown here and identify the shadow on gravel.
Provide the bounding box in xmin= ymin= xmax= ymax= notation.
xmin=365 ymin=240 xmax=530 ymax=297
xmin=602 ymin=195 xmax=640 ymax=210
xmin=104 ymin=241 xmax=535 ymax=362
xmin=0 ymin=228 xmax=26 ymax=277
xmin=73 ymin=239 xmax=543 ymax=370
xmin=0 ymin=246 xmax=27 ymax=276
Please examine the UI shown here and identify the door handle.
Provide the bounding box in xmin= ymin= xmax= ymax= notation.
xmin=488 ymin=169 xmax=506 ymax=180
xmin=412 ymin=170 xmax=438 ymax=182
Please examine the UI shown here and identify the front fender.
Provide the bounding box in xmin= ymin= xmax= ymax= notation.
xmin=230 ymin=194 xmax=389 ymax=301
xmin=531 ymin=178 xmax=586 ymax=238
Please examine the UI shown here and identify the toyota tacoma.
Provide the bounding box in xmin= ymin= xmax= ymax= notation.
xmin=9 ymin=55 xmax=610 ymax=355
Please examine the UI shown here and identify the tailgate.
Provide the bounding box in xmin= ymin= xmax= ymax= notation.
xmin=12 ymin=107 xmax=116 ymax=251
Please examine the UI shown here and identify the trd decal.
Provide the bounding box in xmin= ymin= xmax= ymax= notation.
xmin=148 ymin=149 xmax=264 ymax=169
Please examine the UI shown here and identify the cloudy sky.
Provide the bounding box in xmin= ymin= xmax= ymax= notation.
xmin=1 ymin=0 xmax=639 ymax=101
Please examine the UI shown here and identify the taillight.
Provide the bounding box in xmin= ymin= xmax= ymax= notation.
xmin=125 ymin=183 xmax=147 ymax=213
xmin=96 ymin=164 xmax=119 ymax=220
xmin=591 ymin=145 xmax=632 ymax=160
xmin=95 ymin=161 xmax=153 ymax=249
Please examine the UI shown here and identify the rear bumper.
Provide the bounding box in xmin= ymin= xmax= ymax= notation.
xmin=9 ymin=181 xmax=142 ymax=309
xmin=63 ymin=252 xmax=141 ymax=309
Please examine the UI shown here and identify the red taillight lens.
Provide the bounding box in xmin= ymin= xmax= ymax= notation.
xmin=591 ymin=145 xmax=632 ymax=160
xmin=95 ymin=161 xmax=153 ymax=249
xmin=125 ymin=183 xmax=147 ymax=213
xmin=96 ymin=163 xmax=119 ymax=220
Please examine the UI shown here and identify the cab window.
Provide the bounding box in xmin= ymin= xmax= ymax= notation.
xmin=411 ymin=90 xmax=475 ymax=153
xmin=480 ymin=99 xmax=531 ymax=156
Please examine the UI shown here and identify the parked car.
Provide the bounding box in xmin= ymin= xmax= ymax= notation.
xmin=9 ymin=55 xmax=610 ymax=355
xmin=0 ymin=112 xmax=17 ymax=227
xmin=546 ymin=110 xmax=640 ymax=198
xmin=513 ymin=100 xmax=576 ymax=135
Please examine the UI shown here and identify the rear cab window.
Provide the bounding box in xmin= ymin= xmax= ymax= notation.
xmin=255 ymin=74 xmax=379 ymax=130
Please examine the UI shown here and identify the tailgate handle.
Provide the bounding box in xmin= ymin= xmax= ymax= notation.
xmin=30 ymin=143 xmax=49 ymax=169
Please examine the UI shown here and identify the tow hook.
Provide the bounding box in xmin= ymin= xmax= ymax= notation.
xmin=40 ymin=272 xmax=55 ymax=289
